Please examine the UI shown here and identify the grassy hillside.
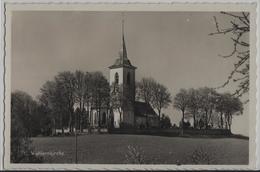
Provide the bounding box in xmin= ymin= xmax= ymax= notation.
xmin=31 ymin=134 xmax=248 ymax=164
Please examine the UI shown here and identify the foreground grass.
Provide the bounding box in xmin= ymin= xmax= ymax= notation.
xmin=31 ymin=134 xmax=248 ymax=164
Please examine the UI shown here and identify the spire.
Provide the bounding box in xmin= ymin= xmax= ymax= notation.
xmin=119 ymin=13 xmax=127 ymax=60
xmin=109 ymin=13 xmax=136 ymax=70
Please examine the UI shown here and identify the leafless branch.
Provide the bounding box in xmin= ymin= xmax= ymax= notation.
xmin=210 ymin=12 xmax=250 ymax=99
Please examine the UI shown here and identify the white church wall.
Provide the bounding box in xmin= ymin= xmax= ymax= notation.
xmin=113 ymin=110 xmax=121 ymax=128
xmin=89 ymin=108 xmax=110 ymax=128
xmin=109 ymin=68 xmax=123 ymax=85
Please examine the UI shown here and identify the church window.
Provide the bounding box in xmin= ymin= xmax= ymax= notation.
xmin=127 ymin=72 xmax=130 ymax=85
xmin=115 ymin=72 xmax=119 ymax=84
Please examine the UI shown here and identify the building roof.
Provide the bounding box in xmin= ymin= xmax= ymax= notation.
xmin=134 ymin=101 xmax=158 ymax=118
xmin=109 ymin=55 xmax=137 ymax=69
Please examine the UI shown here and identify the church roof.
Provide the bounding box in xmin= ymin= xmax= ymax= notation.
xmin=134 ymin=101 xmax=158 ymax=118
xmin=109 ymin=18 xmax=137 ymax=70
xmin=109 ymin=39 xmax=137 ymax=69
xmin=109 ymin=57 xmax=137 ymax=69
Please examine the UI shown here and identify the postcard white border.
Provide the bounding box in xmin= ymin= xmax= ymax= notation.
xmin=1 ymin=0 xmax=259 ymax=170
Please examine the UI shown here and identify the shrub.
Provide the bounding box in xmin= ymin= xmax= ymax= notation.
xmin=125 ymin=145 xmax=146 ymax=164
xmin=11 ymin=117 xmax=43 ymax=163
xmin=190 ymin=146 xmax=216 ymax=164
xmin=160 ymin=114 xmax=172 ymax=128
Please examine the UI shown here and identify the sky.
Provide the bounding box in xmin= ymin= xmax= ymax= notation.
xmin=11 ymin=11 xmax=249 ymax=136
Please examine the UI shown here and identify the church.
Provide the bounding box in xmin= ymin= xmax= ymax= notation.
xmin=89 ymin=19 xmax=159 ymax=129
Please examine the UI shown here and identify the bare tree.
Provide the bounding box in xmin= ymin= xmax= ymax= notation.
xmin=151 ymin=83 xmax=172 ymax=120
xmin=137 ymin=77 xmax=171 ymax=120
xmin=187 ymin=88 xmax=201 ymax=129
xmin=74 ymin=70 xmax=86 ymax=131
xmin=215 ymin=93 xmax=230 ymax=129
xmin=173 ymin=89 xmax=190 ymax=134
xmin=222 ymin=94 xmax=243 ymax=132
xmin=91 ymin=72 xmax=110 ymax=127
xmin=83 ymin=72 xmax=93 ymax=128
xmin=174 ymin=86 xmax=243 ymax=131
xmin=136 ymin=77 xmax=157 ymax=104
xmin=55 ymin=71 xmax=76 ymax=133
xmin=210 ymin=12 xmax=249 ymax=101
xmin=39 ymin=71 xmax=76 ymax=134
xmin=39 ymin=80 xmax=62 ymax=135
xmin=197 ymin=87 xmax=218 ymax=129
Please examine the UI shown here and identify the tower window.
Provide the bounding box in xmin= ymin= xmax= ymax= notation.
xmin=115 ymin=72 xmax=119 ymax=84
xmin=127 ymin=72 xmax=130 ymax=85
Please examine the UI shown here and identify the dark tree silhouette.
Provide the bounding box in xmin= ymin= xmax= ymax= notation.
xmin=173 ymin=89 xmax=190 ymax=134
xmin=187 ymin=88 xmax=201 ymax=129
xmin=173 ymin=87 xmax=243 ymax=131
xmin=222 ymin=94 xmax=243 ymax=132
xmin=152 ymin=83 xmax=172 ymax=120
xmin=54 ymin=71 xmax=76 ymax=134
xmin=160 ymin=114 xmax=172 ymax=128
xmin=137 ymin=77 xmax=171 ymax=120
xmin=90 ymin=72 xmax=110 ymax=127
xmin=11 ymin=91 xmax=42 ymax=163
xmin=136 ymin=77 xmax=157 ymax=104
xmin=198 ymin=87 xmax=219 ymax=129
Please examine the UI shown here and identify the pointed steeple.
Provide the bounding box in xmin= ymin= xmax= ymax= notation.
xmin=119 ymin=14 xmax=128 ymax=60
xmin=109 ymin=14 xmax=136 ymax=70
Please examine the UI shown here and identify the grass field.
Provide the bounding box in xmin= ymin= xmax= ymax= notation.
xmin=31 ymin=134 xmax=248 ymax=164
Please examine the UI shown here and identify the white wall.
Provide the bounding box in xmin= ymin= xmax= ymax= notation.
xmin=109 ymin=68 xmax=123 ymax=85
xmin=113 ymin=110 xmax=121 ymax=128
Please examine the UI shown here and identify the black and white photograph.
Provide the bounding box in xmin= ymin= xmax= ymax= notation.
xmin=2 ymin=1 xmax=259 ymax=171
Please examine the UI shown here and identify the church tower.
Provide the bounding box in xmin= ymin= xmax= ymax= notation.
xmin=109 ymin=17 xmax=137 ymax=128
